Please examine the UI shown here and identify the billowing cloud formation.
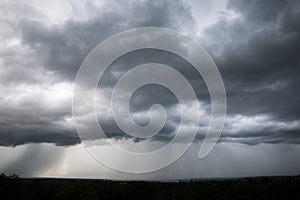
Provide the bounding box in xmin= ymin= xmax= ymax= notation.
xmin=202 ymin=0 xmax=300 ymax=119
xmin=0 ymin=0 xmax=196 ymax=146
xmin=0 ymin=0 xmax=300 ymax=147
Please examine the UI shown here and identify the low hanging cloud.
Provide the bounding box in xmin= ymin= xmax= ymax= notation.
xmin=0 ymin=0 xmax=300 ymax=147
xmin=201 ymin=0 xmax=300 ymax=120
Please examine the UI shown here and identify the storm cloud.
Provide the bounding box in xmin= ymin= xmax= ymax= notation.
xmin=0 ymin=0 xmax=300 ymax=148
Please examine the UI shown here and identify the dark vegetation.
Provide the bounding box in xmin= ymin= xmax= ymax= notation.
xmin=1 ymin=173 xmax=300 ymax=200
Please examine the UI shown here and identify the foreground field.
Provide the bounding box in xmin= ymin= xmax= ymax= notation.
xmin=1 ymin=174 xmax=300 ymax=200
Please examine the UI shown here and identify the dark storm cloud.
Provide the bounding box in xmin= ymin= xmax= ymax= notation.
xmin=196 ymin=0 xmax=300 ymax=145
xmin=0 ymin=0 xmax=197 ymax=146
xmin=99 ymin=0 xmax=300 ymax=145
xmin=202 ymin=0 xmax=300 ymax=120
xmin=19 ymin=0 xmax=196 ymax=80
xmin=0 ymin=0 xmax=300 ymax=146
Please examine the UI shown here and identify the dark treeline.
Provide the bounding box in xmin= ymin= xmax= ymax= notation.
xmin=1 ymin=173 xmax=300 ymax=200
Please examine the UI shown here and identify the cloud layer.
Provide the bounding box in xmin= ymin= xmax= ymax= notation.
xmin=0 ymin=0 xmax=300 ymax=147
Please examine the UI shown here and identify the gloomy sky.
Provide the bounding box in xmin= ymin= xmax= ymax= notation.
xmin=0 ymin=0 xmax=300 ymax=179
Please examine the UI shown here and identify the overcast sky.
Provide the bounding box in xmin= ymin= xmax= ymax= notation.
xmin=0 ymin=0 xmax=300 ymax=179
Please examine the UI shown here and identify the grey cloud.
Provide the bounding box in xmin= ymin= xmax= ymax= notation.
xmin=1 ymin=0 xmax=300 ymax=147
xmin=0 ymin=0 xmax=198 ymax=146
xmin=18 ymin=0 xmax=196 ymax=80
xmin=201 ymin=0 xmax=300 ymax=121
